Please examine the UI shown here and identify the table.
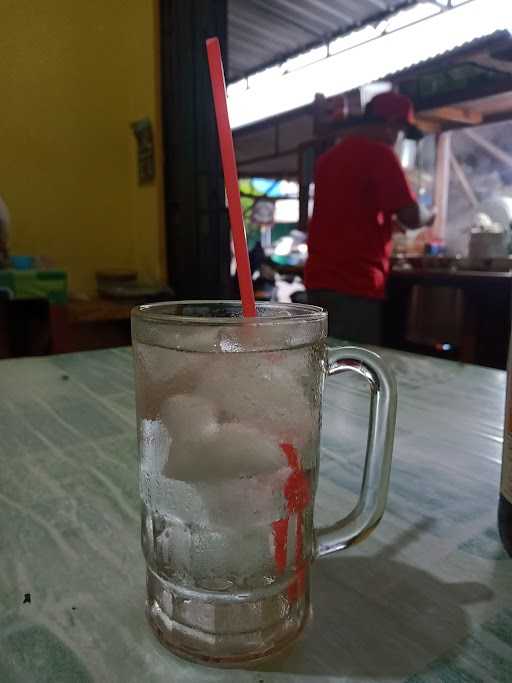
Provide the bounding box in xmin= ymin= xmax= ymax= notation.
xmin=0 ymin=346 xmax=510 ymax=682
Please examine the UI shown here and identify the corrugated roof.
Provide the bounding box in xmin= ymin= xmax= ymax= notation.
xmin=387 ymin=29 xmax=512 ymax=83
xmin=233 ymin=28 xmax=512 ymax=178
xmin=227 ymin=0 xmax=418 ymax=81
xmin=229 ymin=0 xmax=511 ymax=130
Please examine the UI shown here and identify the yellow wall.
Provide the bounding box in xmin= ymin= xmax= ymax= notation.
xmin=1 ymin=0 xmax=165 ymax=296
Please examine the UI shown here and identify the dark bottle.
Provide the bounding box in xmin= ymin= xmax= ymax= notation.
xmin=499 ymin=346 xmax=512 ymax=556
xmin=498 ymin=494 xmax=512 ymax=556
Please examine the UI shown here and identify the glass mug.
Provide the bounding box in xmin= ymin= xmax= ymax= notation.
xmin=132 ymin=301 xmax=397 ymax=665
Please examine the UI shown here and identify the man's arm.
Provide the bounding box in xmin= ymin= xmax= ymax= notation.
xmin=396 ymin=203 xmax=436 ymax=230
xmin=373 ymin=144 xmax=435 ymax=229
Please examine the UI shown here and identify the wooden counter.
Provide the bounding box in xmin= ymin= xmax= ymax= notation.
xmin=390 ymin=267 xmax=512 ymax=285
xmin=67 ymin=298 xmax=134 ymax=324
xmin=62 ymin=299 xmax=134 ymax=352
xmin=271 ymin=261 xmax=512 ymax=368
xmin=385 ymin=268 xmax=512 ymax=369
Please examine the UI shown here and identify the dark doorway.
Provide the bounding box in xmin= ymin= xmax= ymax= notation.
xmin=160 ymin=0 xmax=232 ymax=299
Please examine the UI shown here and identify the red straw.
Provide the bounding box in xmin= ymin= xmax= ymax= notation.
xmin=206 ymin=37 xmax=257 ymax=318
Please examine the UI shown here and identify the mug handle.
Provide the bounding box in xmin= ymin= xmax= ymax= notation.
xmin=315 ymin=346 xmax=397 ymax=559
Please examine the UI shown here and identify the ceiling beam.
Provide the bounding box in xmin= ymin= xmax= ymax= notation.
xmin=421 ymin=106 xmax=483 ymax=125
xmin=463 ymin=128 xmax=512 ymax=168
xmin=450 ymin=154 xmax=478 ymax=207
xmin=415 ymin=116 xmax=442 ymax=134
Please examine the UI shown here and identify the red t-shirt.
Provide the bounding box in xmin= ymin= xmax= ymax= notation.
xmin=304 ymin=135 xmax=415 ymax=299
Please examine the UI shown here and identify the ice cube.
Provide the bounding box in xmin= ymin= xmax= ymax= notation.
xmin=196 ymin=354 xmax=315 ymax=450
xmin=194 ymin=423 xmax=285 ymax=479
xmin=134 ymin=344 xmax=207 ymax=419
xmin=191 ymin=423 xmax=292 ymax=527
xmin=163 ymin=422 xmax=282 ymax=481
xmin=135 ymin=343 xmax=195 ymax=386
xmin=140 ymin=419 xmax=170 ymax=474
xmin=143 ymin=476 xmax=207 ymax=524
xmin=155 ymin=505 xmax=275 ymax=583
xmin=161 ymin=422 xmax=292 ymax=525
xmin=156 ymin=515 xmax=193 ymax=576
xmin=161 ymin=393 xmax=219 ymax=442
xmin=160 ymin=394 xmax=219 ymax=481
xmin=190 ymin=525 xmax=275 ymax=583
xmin=200 ymin=467 xmax=290 ymax=528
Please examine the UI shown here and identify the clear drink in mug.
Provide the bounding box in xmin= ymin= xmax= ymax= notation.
xmin=132 ymin=301 xmax=396 ymax=665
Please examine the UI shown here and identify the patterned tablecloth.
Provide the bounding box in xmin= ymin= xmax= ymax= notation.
xmin=0 ymin=345 xmax=509 ymax=682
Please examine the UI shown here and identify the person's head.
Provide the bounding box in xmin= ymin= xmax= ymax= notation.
xmin=364 ymin=91 xmax=421 ymax=146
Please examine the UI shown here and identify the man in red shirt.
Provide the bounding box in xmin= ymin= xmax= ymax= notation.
xmin=305 ymin=91 xmax=435 ymax=343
